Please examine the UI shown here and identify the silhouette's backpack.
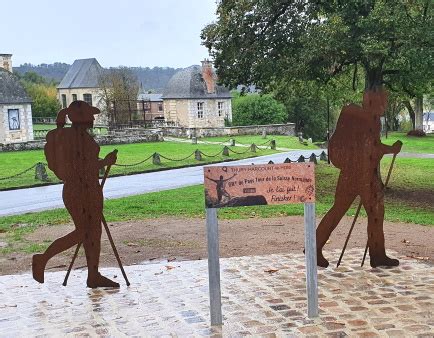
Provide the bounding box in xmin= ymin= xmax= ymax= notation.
xmin=328 ymin=104 xmax=365 ymax=170
xmin=44 ymin=128 xmax=68 ymax=181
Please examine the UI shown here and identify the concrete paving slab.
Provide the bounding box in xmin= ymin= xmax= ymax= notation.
xmin=0 ymin=249 xmax=432 ymax=336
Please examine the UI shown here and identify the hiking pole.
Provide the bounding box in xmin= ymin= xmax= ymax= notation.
xmin=336 ymin=200 xmax=363 ymax=267
xmin=361 ymin=153 xmax=398 ymax=267
xmin=63 ymin=151 xmax=118 ymax=286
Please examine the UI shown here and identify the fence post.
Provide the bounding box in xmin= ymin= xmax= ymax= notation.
xmin=270 ymin=140 xmax=276 ymax=150
xmin=35 ymin=163 xmax=49 ymax=182
xmin=309 ymin=153 xmax=318 ymax=164
xmin=195 ymin=149 xmax=202 ymax=161
xmin=222 ymin=146 xmax=230 ymax=156
xmin=320 ymin=151 xmax=328 ymax=162
xmin=192 ymin=137 xmax=198 ymax=145
xmin=230 ymin=139 xmax=235 ymax=147
xmin=284 ymin=157 xmax=292 ymax=163
xmin=152 ymin=152 xmax=161 ymax=165
xmin=250 ymin=144 xmax=257 ymax=152
xmin=297 ymin=155 xmax=305 ymax=163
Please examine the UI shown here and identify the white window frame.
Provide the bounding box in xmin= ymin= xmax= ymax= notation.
xmin=8 ymin=109 xmax=20 ymax=130
xmin=197 ymin=102 xmax=204 ymax=119
xmin=83 ymin=93 xmax=93 ymax=106
xmin=217 ymin=101 xmax=224 ymax=117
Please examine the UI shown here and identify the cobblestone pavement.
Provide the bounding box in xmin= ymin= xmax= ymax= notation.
xmin=0 ymin=249 xmax=433 ymax=337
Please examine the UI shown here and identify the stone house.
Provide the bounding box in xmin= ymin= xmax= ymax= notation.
xmin=57 ymin=58 xmax=105 ymax=123
xmin=0 ymin=56 xmax=34 ymax=144
xmin=137 ymin=92 xmax=164 ymax=121
xmin=162 ymin=60 xmax=232 ymax=128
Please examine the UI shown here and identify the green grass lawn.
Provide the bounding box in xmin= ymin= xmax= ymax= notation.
xmin=1 ymin=158 xmax=432 ymax=254
xmin=32 ymin=124 xmax=57 ymax=131
xmin=382 ymin=132 xmax=434 ymax=153
xmin=202 ymin=135 xmax=319 ymax=150
xmin=0 ymin=141 xmax=278 ymax=190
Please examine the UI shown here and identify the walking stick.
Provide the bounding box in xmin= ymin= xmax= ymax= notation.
xmin=63 ymin=151 xmax=129 ymax=286
xmin=361 ymin=153 xmax=397 ymax=267
xmin=336 ymin=153 xmax=398 ymax=268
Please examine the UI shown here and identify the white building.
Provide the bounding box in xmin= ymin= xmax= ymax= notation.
xmin=162 ymin=60 xmax=232 ymax=128
xmin=423 ymin=112 xmax=434 ymax=134
xmin=0 ymin=55 xmax=34 ymax=144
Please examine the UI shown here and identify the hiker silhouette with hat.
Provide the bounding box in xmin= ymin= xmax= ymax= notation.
xmin=316 ymin=89 xmax=402 ymax=268
xmin=32 ymin=101 xmax=119 ymax=288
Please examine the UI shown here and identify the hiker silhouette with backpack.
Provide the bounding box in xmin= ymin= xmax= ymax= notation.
xmin=316 ymin=89 xmax=402 ymax=268
xmin=32 ymin=101 xmax=119 ymax=288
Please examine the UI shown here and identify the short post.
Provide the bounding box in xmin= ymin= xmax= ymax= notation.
xmin=320 ymin=151 xmax=328 ymax=162
xmin=284 ymin=157 xmax=292 ymax=163
xmin=206 ymin=208 xmax=223 ymax=326
xmin=195 ymin=149 xmax=202 ymax=161
xmin=191 ymin=137 xmax=197 ymax=144
xmin=270 ymin=140 xmax=276 ymax=150
xmin=230 ymin=139 xmax=235 ymax=147
xmin=298 ymin=155 xmax=305 ymax=163
xmin=262 ymin=130 xmax=267 ymax=139
xmin=222 ymin=146 xmax=230 ymax=156
xmin=304 ymin=202 xmax=318 ymax=318
xmin=250 ymin=143 xmax=257 ymax=152
xmin=152 ymin=152 xmax=161 ymax=165
xmin=309 ymin=153 xmax=318 ymax=164
xmin=34 ymin=162 xmax=49 ymax=182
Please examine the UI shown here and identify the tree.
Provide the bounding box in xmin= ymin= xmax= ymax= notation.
xmin=202 ymin=0 xmax=433 ymax=96
xmin=232 ymin=93 xmax=287 ymax=126
xmin=98 ymin=67 xmax=139 ymax=125
xmin=18 ymin=71 xmax=61 ymax=117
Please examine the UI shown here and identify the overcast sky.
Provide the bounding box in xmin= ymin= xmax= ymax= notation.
xmin=3 ymin=0 xmax=217 ymax=68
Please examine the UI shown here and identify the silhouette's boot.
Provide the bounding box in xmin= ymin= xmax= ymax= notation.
xmin=32 ymin=254 xmax=46 ymax=283
xmin=317 ymin=249 xmax=329 ymax=268
xmin=370 ymin=255 xmax=399 ymax=268
xmin=87 ymin=272 xmax=120 ymax=288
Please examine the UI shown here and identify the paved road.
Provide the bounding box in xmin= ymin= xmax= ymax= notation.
xmin=0 ymin=150 xmax=324 ymax=217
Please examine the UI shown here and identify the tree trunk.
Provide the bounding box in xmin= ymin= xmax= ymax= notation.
xmin=403 ymin=100 xmax=416 ymax=129
xmin=365 ymin=67 xmax=383 ymax=91
xmin=415 ymin=96 xmax=424 ymax=130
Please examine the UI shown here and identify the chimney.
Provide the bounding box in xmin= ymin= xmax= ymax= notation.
xmin=0 ymin=54 xmax=13 ymax=72
xmin=201 ymin=59 xmax=216 ymax=94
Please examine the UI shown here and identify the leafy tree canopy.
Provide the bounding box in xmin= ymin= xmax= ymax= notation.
xmin=202 ymin=0 xmax=433 ymax=93
xmin=232 ymin=93 xmax=287 ymax=126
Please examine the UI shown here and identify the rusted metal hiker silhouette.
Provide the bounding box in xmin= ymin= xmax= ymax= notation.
xmin=316 ymin=89 xmax=402 ymax=268
xmin=205 ymin=174 xmax=237 ymax=203
xmin=32 ymin=101 xmax=121 ymax=288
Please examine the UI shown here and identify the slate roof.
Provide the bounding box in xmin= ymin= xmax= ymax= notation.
xmin=162 ymin=65 xmax=231 ymax=100
xmin=423 ymin=112 xmax=434 ymax=122
xmin=57 ymin=58 xmax=103 ymax=89
xmin=0 ymin=68 xmax=32 ymax=104
xmin=137 ymin=93 xmax=163 ymax=102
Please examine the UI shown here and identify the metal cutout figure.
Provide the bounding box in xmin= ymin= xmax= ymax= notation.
xmin=316 ymin=89 xmax=402 ymax=268
xmin=32 ymin=101 xmax=120 ymax=288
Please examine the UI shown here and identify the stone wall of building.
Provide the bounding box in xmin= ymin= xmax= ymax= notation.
xmin=0 ymin=129 xmax=162 ymax=152
xmin=0 ymin=103 xmax=34 ymax=144
xmin=57 ymin=88 xmax=108 ymax=125
xmin=161 ymin=123 xmax=295 ymax=138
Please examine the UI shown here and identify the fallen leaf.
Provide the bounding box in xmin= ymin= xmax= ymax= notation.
xmin=264 ymin=268 xmax=279 ymax=274
xmin=165 ymin=265 xmax=176 ymax=270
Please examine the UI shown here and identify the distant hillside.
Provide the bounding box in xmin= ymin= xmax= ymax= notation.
xmin=13 ymin=63 xmax=182 ymax=92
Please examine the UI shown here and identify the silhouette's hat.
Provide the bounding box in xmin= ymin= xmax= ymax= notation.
xmin=56 ymin=101 xmax=100 ymax=127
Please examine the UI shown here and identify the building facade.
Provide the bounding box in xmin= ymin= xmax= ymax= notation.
xmin=137 ymin=92 xmax=164 ymax=121
xmin=0 ymin=63 xmax=34 ymax=144
xmin=57 ymin=58 xmax=106 ymax=124
xmin=423 ymin=112 xmax=433 ymax=134
xmin=162 ymin=60 xmax=232 ymax=128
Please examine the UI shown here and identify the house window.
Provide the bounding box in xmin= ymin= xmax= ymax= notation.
xmin=8 ymin=109 xmax=20 ymax=130
xmin=197 ymin=102 xmax=204 ymax=119
xmin=83 ymin=94 xmax=93 ymax=106
xmin=158 ymin=102 xmax=163 ymax=112
xmin=218 ymin=101 xmax=224 ymax=116
xmin=72 ymin=94 xmax=77 ymax=102
xmin=61 ymin=94 xmax=67 ymax=108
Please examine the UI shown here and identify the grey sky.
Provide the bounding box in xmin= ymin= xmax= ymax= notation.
xmin=3 ymin=0 xmax=217 ymax=68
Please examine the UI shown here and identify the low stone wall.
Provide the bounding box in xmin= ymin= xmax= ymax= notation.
xmin=161 ymin=123 xmax=295 ymax=138
xmin=0 ymin=130 xmax=163 ymax=152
